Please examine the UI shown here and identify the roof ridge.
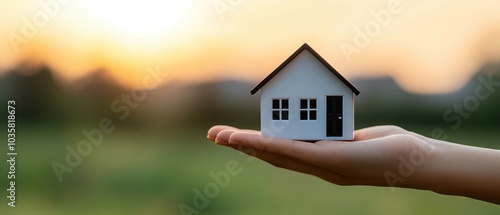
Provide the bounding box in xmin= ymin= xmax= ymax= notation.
xmin=250 ymin=43 xmax=360 ymax=95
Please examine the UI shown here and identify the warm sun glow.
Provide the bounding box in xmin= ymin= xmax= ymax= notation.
xmin=82 ymin=0 xmax=193 ymax=37
xmin=2 ymin=0 xmax=500 ymax=94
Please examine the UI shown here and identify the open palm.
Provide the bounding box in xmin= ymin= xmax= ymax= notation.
xmin=208 ymin=125 xmax=434 ymax=187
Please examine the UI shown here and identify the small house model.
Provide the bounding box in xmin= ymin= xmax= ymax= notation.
xmin=251 ymin=43 xmax=360 ymax=140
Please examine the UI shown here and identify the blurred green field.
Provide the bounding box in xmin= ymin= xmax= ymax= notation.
xmin=2 ymin=124 xmax=499 ymax=215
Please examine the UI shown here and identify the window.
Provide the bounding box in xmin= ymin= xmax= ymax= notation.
xmin=300 ymin=99 xmax=317 ymax=120
xmin=272 ymin=99 xmax=289 ymax=120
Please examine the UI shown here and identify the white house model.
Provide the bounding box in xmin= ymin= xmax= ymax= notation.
xmin=251 ymin=43 xmax=360 ymax=140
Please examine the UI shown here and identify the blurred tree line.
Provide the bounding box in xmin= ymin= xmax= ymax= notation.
xmin=0 ymin=63 xmax=499 ymax=131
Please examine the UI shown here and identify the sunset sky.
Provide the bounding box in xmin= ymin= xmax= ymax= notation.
xmin=1 ymin=0 xmax=500 ymax=93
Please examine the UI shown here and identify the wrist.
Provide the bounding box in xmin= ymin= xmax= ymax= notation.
xmin=414 ymin=139 xmax=500 ymax=204
xmin=412 ymin=139 xmax=451 ymax=194
xmin=399 ymin=137 xmax=443 ymax=192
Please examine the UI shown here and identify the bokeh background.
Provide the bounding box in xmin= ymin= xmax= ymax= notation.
xmin=1 ymin=0 xmax=500 ymax=214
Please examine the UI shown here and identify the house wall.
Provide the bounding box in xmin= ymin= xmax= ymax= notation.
xmin=260 ymin=50 xmax=355 ymax=140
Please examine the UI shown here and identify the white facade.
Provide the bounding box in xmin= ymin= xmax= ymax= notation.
xmin=255 ymin=46 xmax=357 ymax=140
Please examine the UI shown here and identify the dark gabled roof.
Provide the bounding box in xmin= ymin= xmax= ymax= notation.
xmin=251 ymin=43 xmax=360 ymax=95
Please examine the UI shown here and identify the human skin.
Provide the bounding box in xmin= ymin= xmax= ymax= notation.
xmin=207 ymin=125 xmax=500 ymax=205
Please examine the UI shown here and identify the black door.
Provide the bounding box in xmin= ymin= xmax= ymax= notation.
xmin=326 ymin=96 xmax=343 ymax=137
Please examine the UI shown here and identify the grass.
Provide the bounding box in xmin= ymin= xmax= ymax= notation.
xmin=1 ymin=124 xmax=499 ymax=214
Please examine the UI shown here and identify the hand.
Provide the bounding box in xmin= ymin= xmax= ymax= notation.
xmin=207 ymin=125 xmax=435 ymax=187
xmin=207 ymin=125 xmax=500 ymax=204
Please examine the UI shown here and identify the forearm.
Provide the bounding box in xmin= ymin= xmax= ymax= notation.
xmin=420 ymin=140 xmax=500 ymax=204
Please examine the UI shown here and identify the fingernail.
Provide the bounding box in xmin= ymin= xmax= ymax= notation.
xmin=215 ymin=138 xmax=228 ymax=145
xmin=207 ymin=134 xmax=215 ymax=141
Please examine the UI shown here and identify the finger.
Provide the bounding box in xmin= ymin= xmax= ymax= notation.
xmin=354 ymin=125 xmax=408 ymax=141
xmin=215 ymin=129 xmax=237 ymax=145
xmin=359 ymin=126 xmax=430 ymax=146
xmin=232 ymin=145 xmax=358 ymax=186
xmin=207 ymin=125 xmax=237 ymax=141
xmin=227 ymin=132 xmax=328 ymax=167
xmin=214 ymin=128 xmax=260 ymax=145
